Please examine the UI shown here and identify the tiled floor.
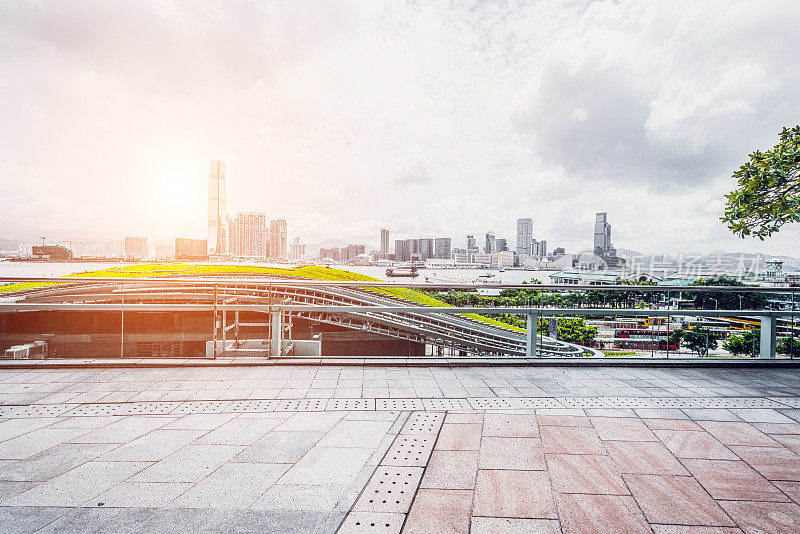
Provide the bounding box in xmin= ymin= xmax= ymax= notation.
xmin=0 ymin=366 xmax=798 ymax=532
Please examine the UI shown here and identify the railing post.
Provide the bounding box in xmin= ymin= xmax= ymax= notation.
xmin=760 ymin=315 xmax=777 ymax=359
xmin=270 ymin=307 xmax=282 ymax=357
xmin=526 ymin=312 xmax=538 ymax=358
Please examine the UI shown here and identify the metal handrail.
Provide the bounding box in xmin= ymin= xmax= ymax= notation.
xmin=2 ymin=276 xmax=799 ymax=293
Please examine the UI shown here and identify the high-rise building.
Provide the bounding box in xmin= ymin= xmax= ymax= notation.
xmin=484 ymin=231 xmax=496 ymax=254
xmin=230 ymin=212 xmax=267 ymax=259
xmin=319 ymin=247 xmax=340 ymax=261
xmin=496 ymin=238 xmax=508 ymax=252
xmin=207 ymin=160 xmax=228 ymax=255
xmin=434 ymin=237 xmax=451 ymax=259
xmin=289 ymin=237 xmax=306 ymax=260
xmin=175 ymin=238 xmax=208 ymax=260
xmin=466 ymin=235 xmax=478 ymax=254
xmin=404 ymin=239 xmax=420 ymax=261
xmin=124 ymin=236 xmax=148 ymax=259
xmin=269 ymin=219 xmax=287 ymax=259
xmin=419 ymin=238 xmax=434 ymax=260
xmin=394 ymin=240 xmax=406 ymax=262
xmin=516 ymin=218 xmax=533 ymax=257
xmin=593 ymin=212 xmax=613 ymax=257
xmin=539 ymin=240 xmax=547 ymax=258
xmin=341 ymin=244 xmax=366 ymax=262
xmin=380 ymin=229 xmax=390 ymax=258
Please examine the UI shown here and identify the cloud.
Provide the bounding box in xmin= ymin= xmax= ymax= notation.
xmin=0 ymin=0 xmax=799 ymax=256
xmin=514 ymin=0 xmax=800 ymax=189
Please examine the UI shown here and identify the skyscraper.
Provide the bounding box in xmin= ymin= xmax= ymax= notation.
xmin=466 ymin=235 xmax=478 ymax=254
xmin=380 ymin=229 xmax=390 ymax=258
xmin=230 ymin=212 xmax=267 ymax=259
xmin=394 ymin=239 xmax=407 ymax=262
xmin=516 ymin=218 xmax=533 ymax=257
xmin=269 ymin=219 xmax=288 ymax=259
xmin=419 ymin=238 xmax=434 ymax=260
xmin=124 ymin=236 xmax=148 ymax=259
xmin=434 ymin=237 xmax=451 ymax=259
xmin=207 ymin=160 xmax=228 ymax=255
xmin=484 ymin=231 xmax=496 ymax=254
xmin=593 ymin=212 xmax=612 ymax=257
xmin=496 ymin=238 xmax=508 ymax=252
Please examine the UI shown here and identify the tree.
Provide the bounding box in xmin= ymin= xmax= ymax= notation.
xmin=669 ymin=328 xmax=684 ymax=347
xmin=778 ymin=336 xmax=800 ymax=357
xmin=723 ymin=329 xmax=759 ymax=357
xmin=687 ymin=275 xmax=766 ymax=310
xmin=682 ymin=328 xmax=720 ymax=357
xmin=722 ymin=125 xmax=800 ymax=239
xmin=537 ymin=317 xmax=597 ymax=345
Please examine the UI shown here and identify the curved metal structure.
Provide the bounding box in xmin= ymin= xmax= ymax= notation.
xmin=3 ymin=277 xmax=591 ymax=357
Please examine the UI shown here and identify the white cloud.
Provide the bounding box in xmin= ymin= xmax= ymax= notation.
xmin=1 ymin=0 xmax=799 ymax=255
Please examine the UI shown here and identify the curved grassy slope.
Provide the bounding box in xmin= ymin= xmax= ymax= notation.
xmin=3 ymin=263 xmax=523 ymax=332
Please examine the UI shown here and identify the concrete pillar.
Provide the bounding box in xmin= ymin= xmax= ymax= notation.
xmin=270 ymin=309 xmax=282 ymax=357
xmin=526 ymin=313 xmax=538 ymax=358
xmin=760 ymin=315 xmax=777 ymax=359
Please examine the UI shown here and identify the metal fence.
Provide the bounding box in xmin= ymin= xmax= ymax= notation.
xmin=1 ymin=276 xmax=798 ymax=360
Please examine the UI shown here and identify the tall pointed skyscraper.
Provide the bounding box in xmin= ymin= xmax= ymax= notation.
xmin=208 ymin=160 xmax=228 ymax=255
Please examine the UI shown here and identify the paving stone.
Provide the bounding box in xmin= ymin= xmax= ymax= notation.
xmin=536 ymin=414 xmax=593 ymax=427
xmin=473 ymin=469 xmax=557 ymax=519
xmin=682 ymin=458 xmax=789 ymax=502
xmin=719 ymin=500 xmax=800 ymax=534
xmin=420 ymin=450 xmax=478 ymax=490
xmin=273 ymin=412 xmax=344 ymax=432
xmin=130 ymin=444 xmax=243 ymax=483
xmin=650 ymin=526 xmax=742 ymax=534
xmin=92 ymin=482 xmax=192 ymax=508
xmin=251 ymin=483 xmax=347 ymax=512
xmin=555 ymin=493 xmax=650 ymax=534
xmin=729 ymin=445 xmax=800 ymax=481
xmin=540 ymin=425 xmax=606 ymax=455
xmin=168 ymin=462 xmax=288 ymax=509
xmin=774 ymin=480 xmax=800 ymax=504
xmin=233 ymin=431 xmax=324 ymax=463
xmin=0 ymin=427 xmax=90 ymax=460
xmin=591 ymin=417 xmax=658 ymax=442
xmin=0 ymin=480 xmax=38 ymax=503
xmin=137 ymin=508 xmax=243 ymax=533
xmin=0 ymin=443 xmax=115 ymax=481
xmin=483 ymin=413 xmax=539 ymax=437
xmin=225 ymin=509 xmax=332 ymax=534
xmin=69 ymin=416 xmax=173 ymax=444
xmin=698 ymin=421 xmax=778 ymax=447
xmin=644 ymin=418 xmax=703 ymax=431
xmin=280 ymin=446 xmax=374 ymax=486
xmin=35 ymin=506 xmax=155 ymax=533
xmin=682 ymin=409 xmax=741 ymax=422
xmin=469 ymin=517 xmax=561 ymax=534
xmin=317 ymin=420 xmax=393 ymax=449
xmin=634 ymin=409 xmax=689 ymax=420
xmin=603 ymin=441 xmax=689 ymax=475
xmin=0 ymin=506 xmax=71 ymax=534
xmin=654 ymin=430 xmax=738 ymax=460
xmin=444 ymin=413 xmax=483 ymax=424
xmin=5 ymin=460 xmax=150 ymax=507
xmin=353 ymin=465 xmax=422 ymax=513
xmin=547 ymin=453 xmax=628 ymax=495
xmin=478 ymin=436 xmax=545 ymax=471
xmin=751 ymin=422 xmax=800 ymax=435
xmin=193 ymin=418 xmax=281 ymax=445
xmin=730 ymin=409 xmax=798 ymax=424
xmin=403 ymin=488 xmax=473 ymax=534
xmin=624 ymin=473 xmax=736 ymax=527
xmin=435 ymin=423 xmax=482 ymax=450
xmin=100 ymin=429 xmax=204 ymax=461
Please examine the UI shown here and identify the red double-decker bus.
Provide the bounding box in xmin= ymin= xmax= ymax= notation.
xmin=614 ymin=328 xmax=679 ymax=351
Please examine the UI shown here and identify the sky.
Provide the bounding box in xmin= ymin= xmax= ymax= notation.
xmin=1 ymin=0 xmax=800 ymax=256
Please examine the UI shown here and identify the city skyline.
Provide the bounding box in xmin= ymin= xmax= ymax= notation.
xmin=1 ymin=1 xmax=800 ymax=256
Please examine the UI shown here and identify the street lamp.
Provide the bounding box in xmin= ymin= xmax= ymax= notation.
xmin=709 ymin=297 xmax=718 ymax=310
